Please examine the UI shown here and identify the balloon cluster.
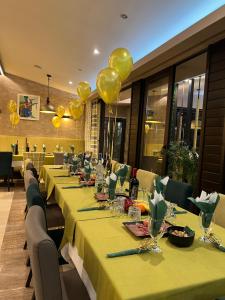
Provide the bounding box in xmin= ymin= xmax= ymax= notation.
xmin=96 ymin=48 xmax=133 ymax=105
xmin=68 ymin=82 xmax=91 ymax=121
xmin=52 ymin=105 xmax=65 ymax=128
xmin=8 ymin=100 xmax=20 ymax=127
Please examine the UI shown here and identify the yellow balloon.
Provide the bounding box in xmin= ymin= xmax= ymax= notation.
xmin=52 ymin=116 xmax=62 ymax=128
xmin=69 ymin=100 xmax=84 ymax=120
xmin=8 ymin=100 xmax=17 ymax=113
xmin=109 ymin=48 xmax=133 ymax=82
xmin=96 ymin=67 xmax=121 ymax=105
xmin=10 ymin=112 xmax=20 ymax=127
xmin=77 ymin=82 xmax=91 ymax=104
xmin=56 ymin=105 xmax=65 ymax=118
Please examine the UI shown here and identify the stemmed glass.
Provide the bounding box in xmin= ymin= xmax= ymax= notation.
xmin=199 ymin=211 xmax=215 ymax=243
xmin=148 ymin=217 xmax=166 ymax=253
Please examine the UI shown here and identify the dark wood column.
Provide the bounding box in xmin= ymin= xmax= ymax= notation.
xmin=127 ymin=79 xmax=145 ymax=167
xmin=200 ymin=39 xmax=225 ymax=193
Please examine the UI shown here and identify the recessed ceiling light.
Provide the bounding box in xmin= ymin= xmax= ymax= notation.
xmin=120 ymin=13 xmax=128 ymax=19
xmin=93 ymin=48 xmax=100 ymax=55
xmin=69 ymin=81 xmax=73 ymax=85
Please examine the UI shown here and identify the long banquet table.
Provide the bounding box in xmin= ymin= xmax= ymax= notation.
xmin=40 ymin=165 xmax=225 ymax=300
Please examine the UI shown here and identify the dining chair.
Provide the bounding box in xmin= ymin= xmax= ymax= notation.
xmin=111 ymin=160 xmax=118 ymax=173
xmin=136 ymin=169 xmax=157 ymax=193
xmin=23 ymin=152 xmax=45 ymax=175
xmin=26 ymin=205 xmax=90 ymax=300
xmin=0 ymin=151 xmax=13 ymax=191
xmin=25 ymin=183 xmax=65 ymax=288
xmin=53 ymin=152 xmax=64 ymax=165
xmin=164 ymin=179 xmax=198 ymax=214
xmin=214 ymin=193 xmax=225 ymax=228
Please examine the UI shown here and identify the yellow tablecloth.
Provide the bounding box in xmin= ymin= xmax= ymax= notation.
xmin=13 ymin=154 xmax=54 ymax=164
xmin=41 ymin=165 xmax=225 ymax=300
xmin=40 ymin=165 xmax=118 ymax=247
xmin=74 ymin=215 xmax=225 ymax=300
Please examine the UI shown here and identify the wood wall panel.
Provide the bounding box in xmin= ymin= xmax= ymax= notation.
xmin=127 ymin=80 xmax=145 ymax=167
xmin=200 ymin=39 xmax=225 ymax=193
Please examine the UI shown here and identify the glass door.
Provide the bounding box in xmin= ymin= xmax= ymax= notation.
xmin=140 ymin=76 xmax=169 ymax=174
xmin=103 ymin=118 xmax=126 ymax=162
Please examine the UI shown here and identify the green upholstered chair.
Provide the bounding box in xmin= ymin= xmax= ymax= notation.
xmin=0 ymin=151 xmax=13 ymax=191
xmin=165 ymin=179 xmax=199 ymax=214
xmin=26 ymin=206 xmax=90 ymax=300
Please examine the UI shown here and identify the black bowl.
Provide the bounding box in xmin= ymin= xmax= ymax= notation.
xmin=168 ymin=226 xmax=195 ymax=248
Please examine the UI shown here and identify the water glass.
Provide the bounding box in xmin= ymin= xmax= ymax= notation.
xmin=128 ymin=206 xmax=141 ymax=222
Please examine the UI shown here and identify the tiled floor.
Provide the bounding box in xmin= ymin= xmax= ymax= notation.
xmin=0 ymin=183 xmax=33 ymax=300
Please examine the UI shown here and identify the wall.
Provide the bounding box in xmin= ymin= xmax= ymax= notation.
xmin=0 ymin=73 xmax=85 ymax=151
xmin=200 ymin=39 xmax=225 ymax=193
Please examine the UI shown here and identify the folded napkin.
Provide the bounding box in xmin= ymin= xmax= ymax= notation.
xmin=148 ymin=191 xmax=168 ymax=237
xmin=54 ymin=175 xmax=70 ymax=177
xmin=154 ymin=176 xmax=169 ymax=196
xmin=107 ymin=248 xmax=149 ymax=258
xmin=77 ymin=206 xmax=106 ymax=212
xmin=106 ymin=173 xmax=117 ymax=200
xmin=189 ymin=191 xmax=219 ymax=228
xmin=61 ymin=185 xmax=83 ymax=189
xmin=116 ymin=164 xmax=128 ymax=186
xmin=173 ymin=208 xmax=187 ymax=215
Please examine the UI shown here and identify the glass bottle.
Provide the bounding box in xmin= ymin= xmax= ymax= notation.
xmin=129 ymin=168 xmax=139 ymax=200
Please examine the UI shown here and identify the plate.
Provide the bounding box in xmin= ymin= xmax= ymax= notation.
xmin=123 ymin=221 xmax=172 ymax=238
xmin=95 ymin=193 xmax=109 ymax=201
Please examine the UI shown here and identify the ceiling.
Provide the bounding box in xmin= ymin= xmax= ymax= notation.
xmin=0 ymin=0 xmax=225 ymax=93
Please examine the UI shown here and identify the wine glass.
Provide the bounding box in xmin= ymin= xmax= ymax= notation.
xmin=199 ymin=211 xmax=215 ymax=243
xmin=148 ymin=217 xmax=165 ymax=253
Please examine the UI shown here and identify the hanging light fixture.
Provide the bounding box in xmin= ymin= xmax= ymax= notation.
xmin=40 ymin=74 xmax=55 ymax=114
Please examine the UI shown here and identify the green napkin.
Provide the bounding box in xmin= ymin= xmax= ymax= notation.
xmin=154 ymin=175 xmax=169 ymax=196
xmin=188 ymin=191 xmax=219 ymax=228
xmin=116 ymin=165 xmax=128 ymax=186
xmin=148 ymin=191 xmax=168 ymax=237
xmin=77 ymin=206 xmax=106 ymax=212
xmin=61 ymin=185 xmax=83 ymax=189
xmin=107 ymin=248 xmax=149 ymax=258
xmin=108 ymin=173 xmax=118 ymax=200
xmin=84 ymin=159 xmax=92 ymax=181
xmin=54 ymin=175 xmax=70 ymax=177
xmin=173 ymin=208 xmax=187 ymax=215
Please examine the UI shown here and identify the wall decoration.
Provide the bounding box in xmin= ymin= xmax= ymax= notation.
xmin=17 ymin=93 xmax=40 ymax=120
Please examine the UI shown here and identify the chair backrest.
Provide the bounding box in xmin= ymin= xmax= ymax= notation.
xmin=214 ymin=194 xmax=225 ymax=228
xmin=23 ymin=152 xmax=45 ymax=174
xmin=0 ymin=152 xmax=12 ymax=177
xmin=165 ymin=179 xmax=195 ymax=212
xmin=136 ymin=169 xmax=157 ymax=192
xmin=111 ymin=160 xmax=118 ymax=173
xmin=26 ymin=183 xmax=45 ymax=211
xmin=53 ymin=152 xmax=64 ymax=165
xmin=26 ymin=206 xmax=63 ymax=300
xmin=24 ymin=170 xmax=38 ymax=192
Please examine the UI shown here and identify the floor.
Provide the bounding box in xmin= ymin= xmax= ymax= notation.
xmin=0 ymin=183 xmax=33 ymax=300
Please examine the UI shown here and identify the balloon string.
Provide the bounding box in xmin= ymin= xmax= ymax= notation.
xmin=110 ymin=103 xmax=118 ymax=161
xmin=107 ymin=105 xmax=111 ymax=160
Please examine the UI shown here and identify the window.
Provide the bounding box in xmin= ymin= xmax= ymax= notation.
xmin=170 ymin=53 xmax=207 ymax=152
xmin=140 ymin=76 xmax=169 ymax=174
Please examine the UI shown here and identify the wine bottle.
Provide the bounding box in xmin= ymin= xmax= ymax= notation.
xmin=129 ymin=168 xmax=139 ymax=200
xmin=26 ymin=138 xmax=30 ymax=152
xmin=15 ymin=140 xmax=19 ymax=155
